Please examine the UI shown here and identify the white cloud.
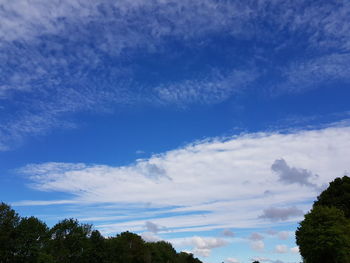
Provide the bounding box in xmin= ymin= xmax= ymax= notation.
xmin=259 ymin=207 xmax=304 ymax=222
xmin=169 ymin=236 xmax=229 ymax=258
xmin=277 ymin=231 xmax=290 ymax=240
xmin=145 ymin=221 xmax=162 ymax=233
xmin=249 ymin=232 xmax=264 ymax=241
xmin=193 ymin=248 xmax=211 ymax=257
xmin=279 ymin=53 xmax=350 ymax=94
xmin=17 ymin=126 xmax=350 ymax=234
xmin=155 ymin=69 xmax=258 ymax=106
xmin=141 ymin=231 xmax=162 ymax=242
xmin=274 ymin=244 xmax=288 ymax=254
xmin=272 ymin=158 xmax=318 ymax=188
xmin=191 ymin=236 xmax=228 ymax=250
xmin=251 ymin=257 xmax=285 ymax=263
xmin=290 ymin=246 xmax=299 ymax=254
xmin=251 ymin=240 xmax=265 ymax=251
xmin=1 ymin=0 xmax=350 ymax=151
xmin=226 ymin=257 xmax=240 ymax=263
xmin=222 ymin=229 xmax=235 ymax=237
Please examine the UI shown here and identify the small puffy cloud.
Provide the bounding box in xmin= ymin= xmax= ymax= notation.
xmin=259 ymin=207 xmax=304 ymax=222
xmin=265 ymin=230 xmax=290 ymax=240
xmin=266 ymin=229 xmax=277 ymax=236
xmin=271 ymin=159 xmax=318 ymax=188
xmin=290 ymin=246 xmax=299 ymax=254
xmin=251 ymin=258 xmax=285 ymax=263
xmin=145 ymin=221 xmax=162 ymax=233
xmin=249 ymin=232 xmax=264 ymax=241
xmin=186 ymin=236 xmax=229 ymax=257
xmin=141 ymin=232 xmax=161 ymax=242
xmin=251 ymin=256 xmax=270 ymax=262
xmin=274 ymin=244 xmax=288 ymax=253
xmin=226 ymin=257 xmax=240 ymax=263
xmin=251 ymin=240 xmax=265 ymax=251
xmin=277 ymin=231 xmax=290 ymax=240
xmin=191 ymin=236 xmax=228 ymax=250
xmin=136 ymin=163 xmax=170 ymax=181
xmin=222 ymin=229 xmax=235 ymax=237
xmin=193 ymin=248 xmax=211 ymax=257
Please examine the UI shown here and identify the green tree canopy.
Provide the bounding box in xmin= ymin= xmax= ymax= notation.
xmin=16 ymin=216 xmax=49 ymax=263
xmin=296 ymin=175 xmax=350 ymax=263
xmin=86 ymin=230 xmax=106 ymax=263
xmin=146 ymin=241 xmax=177 ymax=263
xmin=296 ymin=206 xmax=350 ymax=263
xmin=0 ymin=202 xmax=20 ymax=262
xmin=0 ymin=203 xmax=203 ymax=263
xmin=48 ymin=218 xmax=92 ymax=263
xmin=314 ymin=176 xmax=350 ymax=217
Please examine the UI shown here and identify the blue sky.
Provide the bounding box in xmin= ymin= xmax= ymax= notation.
xmin=1 ymin=0 xmax=350 ymax=262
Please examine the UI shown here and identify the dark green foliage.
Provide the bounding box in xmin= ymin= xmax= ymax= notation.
xmin=296 ymin=206 xmax=350 ymax=263
xmin=314 ymin=176 xmax=350 ymax=217
xmin=106 ymin=231 xmax=147 ymax=263
xmin=0 ymin=202 xmax=20 ymax=263
xmin=146 ymin=241 xmax=177 ymax=263
xmin=48 ymin=218 xmax=92 ymax=263
xmin=0 ymin=203 xmax=203 ymax=263
xmin=296 ymin=176 xmax=350 ymax=263
xmin=15 ymin=216 xmax=49 ymax=263
xmin=86 ymin=230 xmax=106 ymax=263
xmin=177 ymin=252 xmax=202 ymax=263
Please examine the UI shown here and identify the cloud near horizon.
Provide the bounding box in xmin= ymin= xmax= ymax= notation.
xmin=15 ymin=125 xmax=350 ymax=235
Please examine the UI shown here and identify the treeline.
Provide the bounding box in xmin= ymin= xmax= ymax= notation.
xmin=0 ymin=203 xmax=202 ymax=263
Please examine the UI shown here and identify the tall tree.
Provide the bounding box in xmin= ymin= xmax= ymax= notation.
xmin=147 ymin=241 xmax=177 ymax=263
xmin=296 ymin=206 xmax=350 ymax=263
xmin=106 ymin=231 xmax=147 ymax=263
xmin=0 ymin=202 xmax=20 ymax=263
xmin=15 ymin=216 xmax=49 ymax=263
xmin=314 ymin=176 xmax=350 ymax=217
xmin=48 ymin=218 xmax=92 ymax=263
xmin=296 ymin=176 xmax=350 ymax=263
xmin=86 ymin=230 xmax=106 ymax=263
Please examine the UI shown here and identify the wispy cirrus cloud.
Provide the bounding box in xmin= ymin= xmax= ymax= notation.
xmin=276 ymin=53 xmax=350 ymax=94
xmin=155 ymin=69 xmax=258 ymax=106
xmin=1 ymin=0 xmax=350 ymax=151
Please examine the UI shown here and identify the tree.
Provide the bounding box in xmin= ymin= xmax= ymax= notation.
xmin=296 ymin=176 xmax=350 ymax=263
xmin=106 ymin=231 xmax=147 ymax=263
xmin=296 ymin=206 xmax=350 ymax=263
xmin=177 ymin=252 xmax=202 ymax=263
xmin=0 ymin=202 xmax=204 ymax=263
xmin=86 ymin=230 xmax=106 ymax=263
xmin=15 ymin=216 xmax=49 ymax=263
xmin=0 ymin=202 xmax=20 ymax=263
xmin=146 ymin=241 xmax=177 ymax=263
xmin=314 ymin=176 xmax=350 ymax=217
xmin=48 ymin=218 xmax=92 ymax=263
